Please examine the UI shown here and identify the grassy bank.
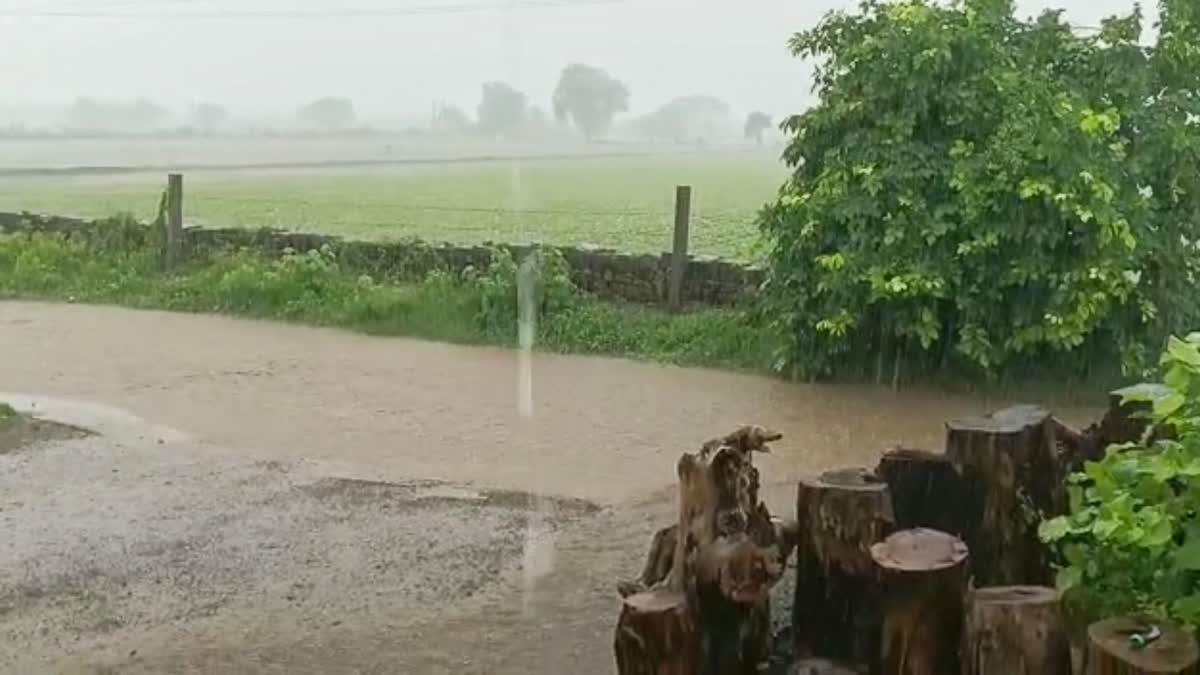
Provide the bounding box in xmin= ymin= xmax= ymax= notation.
xmin=0 ymin=219 xmax=777 ymax=372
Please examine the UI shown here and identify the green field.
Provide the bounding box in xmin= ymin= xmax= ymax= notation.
xmin=0 ymin=155 xmax=785 ymax=260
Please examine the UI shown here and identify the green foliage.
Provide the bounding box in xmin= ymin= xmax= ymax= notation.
xmin=0 ymin=231 xmax=772 ymax=372
xmin=1041 ymin=334 xmax=1200 ymax=628
xmin=760 ymin=0 xmax=1200 ymax=379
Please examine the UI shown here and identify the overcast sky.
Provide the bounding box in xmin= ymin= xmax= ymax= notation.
xmin=0 ymin=0 xmax=1159 ymax=123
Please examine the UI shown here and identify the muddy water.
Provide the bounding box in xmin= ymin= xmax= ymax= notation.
xmin=0 ymin=302 xmax=1095 ymax=505
xmin=0 ymin=301 xmax=1101 ymax=673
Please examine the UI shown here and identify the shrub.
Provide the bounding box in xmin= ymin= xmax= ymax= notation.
xmin=759 ymin=0 xmax=1200 ymax=380
xmin=1041 ymin=333 xmax=1200 ymax=628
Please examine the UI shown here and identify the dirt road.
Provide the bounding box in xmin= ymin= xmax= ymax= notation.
xmin=0 ymin=301 xmax=1096 ymax=673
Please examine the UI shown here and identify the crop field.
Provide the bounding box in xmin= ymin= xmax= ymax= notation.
xmin=0 ymin=153 xmax=784 ymax=260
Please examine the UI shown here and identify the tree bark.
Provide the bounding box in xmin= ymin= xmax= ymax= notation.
xmin=614 ymin=589 xmax=698 ymax=675
xmin=793 ymin=467 xmax=895 ymax=666
xmin=615 ymin=425 xmax=790 ymax=675
xmin=944 ymin=405 xmax=1063 ymax=586
xmin=876 ymin=448 xmax=969 ymax=536
xmin=1086 ymin=616 xmax=1199 ymax=675
xmin=871 ymin=528 xmax=969 ymax=675
xmin=962 ymin=585 xmax=1070 ymax=675
xmin=618 ymin=524 xmax=677 ymax=598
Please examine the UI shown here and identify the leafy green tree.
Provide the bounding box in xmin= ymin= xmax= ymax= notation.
xmin=744 ymin=111 xmax=772 ymax=145
xmin=758 ymin=0 xmax=1200 ymax=380
xmin=552 ymin=63 xmax=630 ymax=140
xmin=297 ymin=97 xmax=355 ymax=131
xmin=476 ymin=82 xmax=527 ymax=137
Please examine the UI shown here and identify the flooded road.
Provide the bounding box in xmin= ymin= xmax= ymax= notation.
xmin=0 ymin=301 xmax=1099 ymax=673
xmin=0 ymin=301 xmax=1094 ymax=505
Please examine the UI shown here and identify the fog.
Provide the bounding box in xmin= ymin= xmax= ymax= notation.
xmin=0 ymin=0 xmax=1159 ymax=129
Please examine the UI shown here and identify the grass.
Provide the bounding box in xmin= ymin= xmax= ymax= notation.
xmin=0 ymin=155 xmax=784 ymax=261
xmin=0 ymin=221 xmax=779 ymax=373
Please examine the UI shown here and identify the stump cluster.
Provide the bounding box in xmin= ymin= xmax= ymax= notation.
xmin=615 ymin=393 xmax=1200 ymax=675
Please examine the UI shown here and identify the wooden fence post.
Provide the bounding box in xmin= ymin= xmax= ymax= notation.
xmin=668 ymin=185 xmax=691 ymax=311
xmin=165 ymin=173 xmax=183 ymax=267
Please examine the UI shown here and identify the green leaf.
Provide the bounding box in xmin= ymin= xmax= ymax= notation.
xmin=1040 ymin=516 xmax=1072 ymax=542
xmin=1167 ymin=336 xmax=1200 ymax=368
xmin=1056 ymin=566 xmax=1083 ymax=593
xmin=1155 ymin=392 xmax=1186 ymax=418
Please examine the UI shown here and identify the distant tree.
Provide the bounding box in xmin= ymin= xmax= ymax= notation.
xmin=297 ymin=97 xmax=356 ymax=131
xmin=552 ymin=63 xmax=629 ymax=140
xmin=432 ymin=103 xmax=471 ymax=132
xmin=67 ymin=97 xmax=168 ymax=133
xmin=632 ymin=95 xmax=732 ymax=144
xmin=190 ymin=103 xmax=229 ymax=133
xmin=476 ymin=82 xmax=527 ymax=137
xmin=743 ymin=111 xmax=772 ymax=146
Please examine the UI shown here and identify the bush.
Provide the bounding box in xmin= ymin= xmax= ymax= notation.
xmin=1041 ymin=333 xmax=1200 ymax=628
xmin=759 ymin=0 xmax=1200 ymax=380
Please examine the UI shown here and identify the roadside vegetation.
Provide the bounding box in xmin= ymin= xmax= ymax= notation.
xmin=0 ymin=403 xmax=17 ymax=432
xmin=0 ymin=217 xmax=777 ymax=372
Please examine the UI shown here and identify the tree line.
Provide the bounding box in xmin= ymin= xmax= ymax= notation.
xmin=10 ymin=63 xmax=773 ymax=144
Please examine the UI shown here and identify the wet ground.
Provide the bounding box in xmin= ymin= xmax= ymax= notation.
xmin=0 ymin=301 xmax=1098 ymax=673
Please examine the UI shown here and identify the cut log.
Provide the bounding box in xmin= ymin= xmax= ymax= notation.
xmin=616 ymin=426 xmax=788 ymax=675
xmin=944 ymin=405 xmax=1063 ymax=586
xmin=876 ymin=448 xmax=969 ymax=536
xmin=1086 ymin=616 xmax=1199 ymax=675
xmin=962 ymin=585 xmax=1070 ymax=675
xmin=793 ymin=467 xmax=895 ymax=665
xmin=614 ymin=589 xmax=698 ymax=675
xmin=871 ymin=528 xmax=970 ymax=675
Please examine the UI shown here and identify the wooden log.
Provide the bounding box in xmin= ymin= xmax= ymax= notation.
xmin=876 ymin=448 xmax=969 ymax=536
xmin=793 ymin=467 xmax=895 ymax=665
xmin=944 ymin=405 xmax=1063 ymax=586
xmin=1086 ymin=616 xmax=1199 ymax=675
xmin=871 ymin=528 xmax=970 ymax=675
xmin=962 ymin=585 xmax=1070 ymax=675
xmin=614 ymin=589 xmax=698 ymax=675
xmin=616 ymin=425 xmax=788 ymax=675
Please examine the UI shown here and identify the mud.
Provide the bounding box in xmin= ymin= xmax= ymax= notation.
xmin=0 ymin=301 xmax=1099 ymax=673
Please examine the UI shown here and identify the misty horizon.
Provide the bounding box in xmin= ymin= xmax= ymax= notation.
xmin=0 ymin=0 xmax=1161 ymax=130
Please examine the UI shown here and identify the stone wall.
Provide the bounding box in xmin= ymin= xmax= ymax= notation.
xmin=0 ymin=211 xmax=763 ymax=307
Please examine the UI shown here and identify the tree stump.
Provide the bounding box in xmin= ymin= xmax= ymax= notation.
xmin=793 ymin=467 xmax=895 ymax=665
xmin=876 ymin=448 xmax=969 ymax=536
xmin=1086 ymin=616 xmax=1199 ymax=674
xmin=615 ymin=425 xmax=791 ymax=675
xmin=962 ymin=585 xmax=1070 ymax=675
xmin=615 ymin=589 xmax=698 ymax=675
xmin=944 ymin=405 xmax=1063 ymax=586
xmin=871 ymin=528 xmax=970 ymax=675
